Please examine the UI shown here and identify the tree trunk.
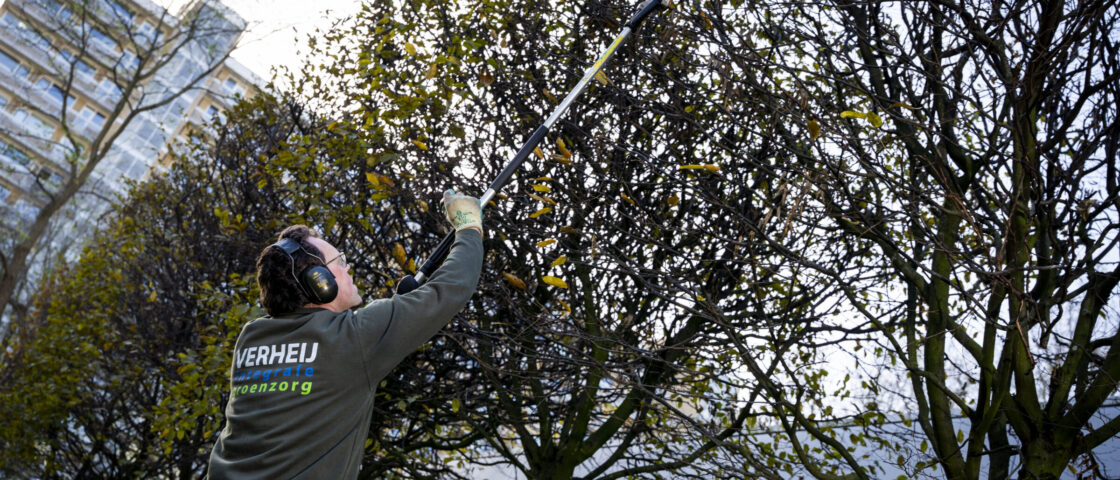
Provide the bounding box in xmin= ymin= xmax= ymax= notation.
xmin=1017 ymin=436 xmax=1072 ymax=480
xmin=0 ymin=185 xmax=69 ymax=329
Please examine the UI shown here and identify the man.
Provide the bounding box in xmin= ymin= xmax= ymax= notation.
xmin=207 ymin=190 xmax=483 ymax=479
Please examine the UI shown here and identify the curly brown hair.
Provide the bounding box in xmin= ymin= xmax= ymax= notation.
xmin=256 ymin=225 xmax=327 ymax=316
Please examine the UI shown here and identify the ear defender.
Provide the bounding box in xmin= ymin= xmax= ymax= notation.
xmin=274 ymin=238 xmax=339 ymax=304
xmin=300 ymin=265 xmax=339 ymax=304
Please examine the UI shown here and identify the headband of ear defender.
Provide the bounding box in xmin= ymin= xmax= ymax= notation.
xmin=274 ymin=237 xmax=339 ymax=304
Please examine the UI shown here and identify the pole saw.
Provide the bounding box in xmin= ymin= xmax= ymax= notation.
xmin=397 ymin=0 xmax=673 ymax=294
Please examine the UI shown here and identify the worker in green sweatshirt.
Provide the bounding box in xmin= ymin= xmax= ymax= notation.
xmin=207 ymin=190 xmax=483 ymax=479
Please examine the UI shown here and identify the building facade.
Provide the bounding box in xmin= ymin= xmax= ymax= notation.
xmin=0 ymin=0 xmax=257 ymax=312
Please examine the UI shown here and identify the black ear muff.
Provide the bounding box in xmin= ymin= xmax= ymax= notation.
xmin=274 ymin=238 xmax=338 ymax=305
xmin=300 ymin=265 xmax=338 ymax=304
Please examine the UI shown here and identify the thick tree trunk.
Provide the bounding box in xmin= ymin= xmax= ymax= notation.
xmin=1017 ymin=436 xmax=1072 ymax=480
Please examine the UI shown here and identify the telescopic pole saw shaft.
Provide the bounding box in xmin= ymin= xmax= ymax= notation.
xmin=396 ymin=0 xmax=671 ymax=295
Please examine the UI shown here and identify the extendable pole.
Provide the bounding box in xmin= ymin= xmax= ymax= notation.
xmin=397 ymin=0 xmax=672 ymax=295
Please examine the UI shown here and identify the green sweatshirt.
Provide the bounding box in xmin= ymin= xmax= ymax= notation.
xmin=207 ymin=229 xmax=482 ymax=479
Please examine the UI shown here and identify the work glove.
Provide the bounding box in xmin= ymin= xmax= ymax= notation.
xmin=443 ymin=189 xmax=483 ymax=234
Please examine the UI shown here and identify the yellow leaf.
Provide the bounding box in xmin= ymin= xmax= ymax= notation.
xmin=542 ymin=276 xmax=568 ymax=288
xmin=556 ymin=138 xmax=572 ymax=160
xmin=681 ymin=164 xmax=718 ymax=171
xmin=867 ymin=112 xmax=884 ymax=128
xmin=529 ymin=207 xmax=552 ymax=218
xmin=533 ymin=146 xmax=544 ymax=159
xmin=808 ymin=119 xmax=820 ymax=141
xmin=621 ymin=192 xmax=636 ymax=205
xmin=407 ymin=258 xmax=417 ymax=274
xmin=556 ymin=299 xmax=571 ymax=316
xmin=552 ymin=153 xmax=572 ymax=165
xmin=543 ymin=88 xmax=557 ymax=103
xmin=532 ymin=184 xmax=551 ymax=192
xmin=890 ymin=102 xmax=918 ymax=110
xmin=594 ymin=70 xmax=612 ymax=86
xmin=535 ymin=177 xmax=553 ymax=182
xmin=551 ymin=256 xmax=567 ymax=267
xmin=412 ymin=139 xmax=428 ymax=150
xmin=528 ymin=193 xmax=557 ymax=205
xmin=425 ymin=63 xmax=438 ymax=79
xmin=537 ymin=239 xmax=557 ymax=247
xmin=479 ymin=73 xmax=494 ymax=86
xmin=840 ymin=110 xmax=867 ymax=120
xmin=560 ymin=226 xmax=578 ymax=234
xmin=392 ymin=243 xmax=407 ymax=266
xmin=502 ymin=272 xmax=526 ymax=290
xmin=148 ymin=289 xmax=158 ymax=303
xmin=667 ymin=195 xmax=680 ymax=206
xmin=404 ymin=42 xmax=417 ymax=55
xmin=366 ymin=172 xmax=379 ymax=185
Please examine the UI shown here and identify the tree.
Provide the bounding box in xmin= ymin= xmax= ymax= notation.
xmin=8 ymin=0 xmax=1115 ymax=478
xmin=0 ymin=0 xmax=242 ymax=330
xmin=0 ymin=91 xmax=336 ymax=477
xmin=704 ymin=0 xmax=1120 ymax=478
xmin=291 ymin=0 xmax=848 ymax=478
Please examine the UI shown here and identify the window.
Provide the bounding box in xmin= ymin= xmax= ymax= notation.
xmin=37 ymin=0 xmax=73 ymax=19
xmin=96 ymin=77 xmax=122 ymax=101
xmin=0 ymin=138 xmax=32 ymax=168
xmin=36 ymin=78 xmax=75 ymax=106
xmin=0 ymin=13 xmax=51 ymax=51
xmin=136 ymin=120 xmax=155 ymax=141
xmin=224 ymin=77 xmax=246 ymax=97
xmin=0 ymin=93 xmax=7 ymax=109
xmin=89 ymin=26 xmax=116 ymax=51
xmin=105 ymin=0 xmax=135 ymax=22
xmin=121 ymin=51 xmax=140 ymax=73
xmin=137 ymin=22 xmax=160 ymax=45
xmin=206 ymin=105 xmax=219 ymax=117
xmin=37 ymin=166 xmax=62 ymax=187
xmin=0 ymin=49 xmax=27 ymax=76
xmin=14 ymin=197 xmax=39 ymax=221
xmin=74 ymin=105 xmax=107 ymax=130
xmin=59 ymin=50 xmax=97 ymax=79
xmin=13 ymin=109 xmax=55 ymax=140
xmin=171 ymin=97 xmax=188 ymax=116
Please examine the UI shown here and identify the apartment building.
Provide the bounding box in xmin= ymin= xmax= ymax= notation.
xmin=0 ymin=0 xmax=259 ymax=223
xmin=0 ymin=0 xmax=258 ymax=318
xmin=0 ymin=0 xmax=257 ymax=234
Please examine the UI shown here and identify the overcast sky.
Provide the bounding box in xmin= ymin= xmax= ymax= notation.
xmin=162 ymin=0 xmax=362 ymax=81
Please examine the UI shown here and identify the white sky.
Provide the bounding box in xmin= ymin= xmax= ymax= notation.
xmin=161 ymin=0 xmax=362 ymax=81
